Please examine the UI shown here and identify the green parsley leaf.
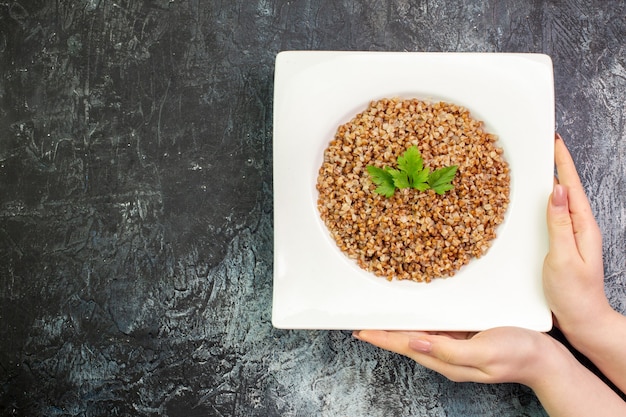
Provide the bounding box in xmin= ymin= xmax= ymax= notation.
xmin=366 ymin=165 xmax=396 ymax=197
xmin=397 ymin=146 xmax=431 ymax=190
xmin=427 ymin=165 xmax=459 ymax=195
xmin=366 ymin=147 xmax=458 ymax=197
xmin=388 ymin=168 xmax=410 ymax=189
xmin=413 ymin=180 xmax=431 ymax=192
xmin=411 ymin=166 xmax=430 ymax=190
xmin=397 ymin=146 xmax=423 ymax=180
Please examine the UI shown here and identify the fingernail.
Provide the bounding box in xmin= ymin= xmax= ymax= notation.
xmin=555 ymin=133 xmax=564 ymax=142
xmin=352 ymin=331 xmax=362 ymax=340
xmin=552 ymin=184 xmax=567 ymax=207
xmin=409 ymin=338 xmax=432 ymax=353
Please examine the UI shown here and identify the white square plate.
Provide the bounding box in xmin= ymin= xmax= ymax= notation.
xmin=272 ymin=51 xmax=554 ymax=331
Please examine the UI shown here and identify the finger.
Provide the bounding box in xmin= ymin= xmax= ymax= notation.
xmin=400 ymin=330 xmax=474 ymax=340
xmin=409 ymin=335 xmax=492 ymax=382
xmin=412 ymin=334 xmax=490 ymax=368
xmin=554 ymin=134 xmax=584 ymax=191
xmin=553 ymin=135 xmax=602 ymax=261
xmin=546 ymin=182 xmax=578 ymax=262
xmin=353 ymin=330 xmax=472 ymax=354
xmin=395 ymin=330 xmax=432 ymax=338
xmin=353 ymin=330 xmax=415 ymax=356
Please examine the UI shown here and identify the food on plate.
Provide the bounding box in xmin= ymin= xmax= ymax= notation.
xmin=316 ymin=98 xmax=510 ymax=282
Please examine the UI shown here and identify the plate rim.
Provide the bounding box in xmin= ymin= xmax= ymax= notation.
xmin=272 ymin=50 xmax=555 ymax=331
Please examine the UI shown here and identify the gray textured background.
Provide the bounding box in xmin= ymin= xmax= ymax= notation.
xmin=0 ymin=1 xmax=624 ymax=416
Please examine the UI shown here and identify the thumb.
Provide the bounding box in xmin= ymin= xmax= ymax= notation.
xmin=546 ymin=183 xmax=577 ymax=258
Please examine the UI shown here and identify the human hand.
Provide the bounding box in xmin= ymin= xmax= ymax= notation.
xmin=354 ymin=327 xmax=626 ymax=416
xmin=543 ymin=134 xmax=610 ymax=343
xmin=353 ymin=327 xmax=555 ymax=386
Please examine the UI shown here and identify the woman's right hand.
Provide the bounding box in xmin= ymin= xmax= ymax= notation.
xmin=543 ymin=134 xmax=611 ymax=348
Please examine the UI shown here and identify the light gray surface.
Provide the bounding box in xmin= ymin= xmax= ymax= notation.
xmin=0 ymin=1 xmax=624 ymax=415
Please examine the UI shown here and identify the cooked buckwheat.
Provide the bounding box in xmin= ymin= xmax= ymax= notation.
xmin=316 ymin=98 xmax=510 ymax=282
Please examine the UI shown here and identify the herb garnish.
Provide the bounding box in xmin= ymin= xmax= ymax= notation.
xmin=366 ymin=146 xmax=458 ymax=197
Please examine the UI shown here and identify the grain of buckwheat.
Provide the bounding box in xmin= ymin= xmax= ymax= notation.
xmin=316 ymin=98 xmax=510 ymax=283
